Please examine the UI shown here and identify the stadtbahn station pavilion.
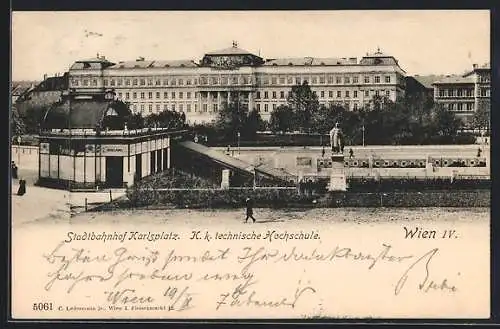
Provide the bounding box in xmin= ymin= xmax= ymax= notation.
xmin=38 ymin=89 xmax=185 ymax=189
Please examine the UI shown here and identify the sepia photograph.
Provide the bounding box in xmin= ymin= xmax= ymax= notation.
xmin=10 ymin=10 xmax=491 ymax=320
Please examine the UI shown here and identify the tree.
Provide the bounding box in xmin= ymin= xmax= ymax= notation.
xmin=311 ymin=103 xmax=346 ymax=134
xmin=286 ymin=81 xmax=319 ymax=132
xmin=143 ymin=110 xmax=185 ymax=129
xmin=430 ymin=105 xmax=461 ymax=138
xmin=11 ymin=106 xmax=26 ymax=137
xmin=472 ymin=99 xmax=490 ymax=133
xmin=127 ymin=112 xmax=145 ymax=130
xmin=242 ymin=109 xmax=265 ymax=140
xmin=269 ymin=105 xmax=294 ymax=133
xmin=215 ymin=100 xmax=248 ymax=139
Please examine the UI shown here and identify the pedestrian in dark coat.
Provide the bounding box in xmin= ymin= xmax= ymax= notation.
xmin=11 ymin=161 xmax=18 ymax=179
xmin=245 ymin=197 xmax=256 ymax=223
xmin=17 ymin=179 xmax=26 ymax=196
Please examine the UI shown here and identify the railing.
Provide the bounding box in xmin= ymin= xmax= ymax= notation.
xmin=41 ymin=128 xmax=188 ymax=137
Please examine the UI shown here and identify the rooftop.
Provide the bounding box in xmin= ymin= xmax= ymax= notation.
xmin=432 ymin=75 xmax=475 ymax=85
xmin=108 ymin=59 xmax=199 ymax=69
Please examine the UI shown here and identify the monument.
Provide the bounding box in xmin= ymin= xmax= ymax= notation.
xmin=328 ymin=122 xmax=347 ymax=191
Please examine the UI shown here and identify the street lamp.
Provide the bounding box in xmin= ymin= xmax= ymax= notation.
xmin=362 ymin=124 xmax=365 ymax=147
xmin=237 ymin=131 xmax=241 ymax=155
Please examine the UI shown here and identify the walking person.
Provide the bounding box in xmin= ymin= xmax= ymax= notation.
xmin=321 ymin=146 xmax=325 ymax=158
xmin=477 ymin=147 xmax=482 ymax=157
xmin=244 ymin=197 xmax=256 ymax=223
xmin=349 ymin=148 xmax=354 ymax=159
xmin=17 ymin=179 xmax=26 ymax=196
xmin=11 ymin=161 xmax=18 ymax=179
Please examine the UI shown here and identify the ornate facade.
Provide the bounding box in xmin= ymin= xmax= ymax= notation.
xmin=68 ymin=44 xmax=407 ymax=125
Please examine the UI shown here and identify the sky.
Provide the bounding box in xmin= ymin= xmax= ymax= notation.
xmin=11 ymin=10 xmax=490 ymax=81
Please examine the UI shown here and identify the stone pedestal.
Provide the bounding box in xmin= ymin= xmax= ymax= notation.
xmin=328 ymin=153 xmax=347 ymax=191
xmin=221 ymin=169 xmax=230 ymax=189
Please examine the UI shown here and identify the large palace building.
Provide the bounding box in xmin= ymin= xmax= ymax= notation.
xmin=68 ymin=43 xmax=407 ymax=125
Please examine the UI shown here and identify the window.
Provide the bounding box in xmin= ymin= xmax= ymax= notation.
xmin=312 ymin=77 xmax=317 ymax=84
xmin=264 ymin=91 xmax=268 ymax=99
xmin=83 ymin=79 xmax=89 ymax=86
xmin=179 ymin=104 xmax=184 ymax=112
xmin=156 ymin=92 xmax=160 ymax=99
xmin=186 ymin=79 xmax=192 ymax=85
xmin=148 ymin=104 xmax=153 ymax=112
xmin=110 ymin=79 xmax=115 ymax=86
xmin=126 ymin=79 xmax=131 ymax=86
xmin=296 ymin=77 xmax=301 ymax=84
xmin=272 ymin=104 xmax=277 ymax=110
xmin=344 ymin=77 xmax=350 ymax=84
xmin=457 ymin=103 xmax=463 ymax=111
xmin=272 ymin=91 xmax=277 ymax=99
xmin=213 ymin=104 xmax=218 ymax=112
xmin=163 ymin=79 xmax=168 ymax=86
xmin=140 ymin=92 xmax=145 ymax=99
xmin=178 ymin=79 xmax=184 ymax=86
xmin=133 ymin=79 xmax=138 ymax=86
xmin=287 ymin=77 xmax=293 ymax=84
xmin=321 ymin=91 xmax=325 ymax=98
xmin=280 ymin=91 xmax=285 ymax=99
xmin=364 ymin=90 xmax=369 ymax=97
xmin=133 ymin=92 xmax=137 ymax=99
xmin=92 ymin=79 xmax=98 ymax=86
xmin=257 ymin=104 xmax=261 ymax=112
xmin=148 ymin=92 xmax=153 ymax=99
xmin=194 ymin=104 xmax=198 ymax=112
xmin=211 ymin=77 xmax=218 ymax=85
xmin=466 ymin=103 xmax=473 ymax=111
xmin=364 ymin=76 xmax=370 ymax=83
xmin=155 ymin=79 xmax=161 ymax=86
xmin=133 ymin=104 xmax=137 ymax=112
xmin=337 ymin=91 xmax=341 ymax=98
xmin=448 ymin=89 xmax=455 ymax=97
xmin=328 ymin=76 xmax=334 ymax=84
xmin=345 ymin=91 xmax=350 ymax=98
xmin=232 ymin=77 xmax=238 ymax=84
xmin=449 ymin=103 xmax=456 ymax=111
xmin=172 ymin=92 xmax=176 ymax=99
xmin=320 ymin=76 xmax=325 ymax=84
xmin=272 ymin=77 xmax=277 ymax=84
xmin=187 ymin=92 xmax=191 ymax=99
xmin=353 ymin=91 xmax=358 ymax=98
xmin=353 ymin=103 xmax=358 ymax=110
xmin=336 ymin=76 xmax=342 ymax=84
xmin=375 ymin=90 xmax=380 ymax=96
xmin=385 ymin=76 xmax=391 ymax=83
xmin=187 ymin=104 xmax=191 ymax=112
xmin=163 ymin=104 xmax=168 ymax=111
xmin=125 ymin=92 xmax=130 ymax=99
xmin=374 ymin=76 xmax=380 ymax=83
xmin=329 ymin=91 xmax=333 ymax=98
xmin=140 ymin=79 xmax=145 ymax=86
xmin=147 ymin=79 xmax=152 ymax=86
xmin=279 ymin=77 xmax=285 ymax=84
xmin=264 ymin=104 xmax=269 ymax=112
xmin=172 ymin=104 xmax=176 ymax=111
xmin=140 ymin=104 xmax=145 ymax=112
xmin=467 ymin=89 xmax=473 ymax=97
xmin=156 ymin=104 xmax=160 ymax=112
xmin=352 ymin=76 xmax=358 ymax=84
xmin=439 ymin=89 xmax=446 ymax=97
xmin=385 ymin=90 xmax=390 ymax=97
xmin=256 ymin=92 xmax=261 ymax=99
xmin=171 ymin=79 xmax=176 ymax=86
xmin=179 ymin=92 xmax=184 ymax=99
xmin=203 ymin=104 xmax=208 ymax=112
xmin=480 ymin=88 xmax=488 ymax=97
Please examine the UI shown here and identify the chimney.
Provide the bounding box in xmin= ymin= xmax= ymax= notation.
xmin=43 ymin=74 xmax=47 ymax=80
xmin=473 ymin=63 xmax=478 ymax=69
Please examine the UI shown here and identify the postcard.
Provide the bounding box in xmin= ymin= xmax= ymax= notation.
xmin=10 ymin=10 xmax=491 ymax=320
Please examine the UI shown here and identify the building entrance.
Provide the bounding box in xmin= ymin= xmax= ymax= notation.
xmin=105 ymin=156 xmax=124 ymax=187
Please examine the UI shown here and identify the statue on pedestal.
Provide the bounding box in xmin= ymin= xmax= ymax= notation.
xmin=329 ymin=122 xmax=344 ymax=154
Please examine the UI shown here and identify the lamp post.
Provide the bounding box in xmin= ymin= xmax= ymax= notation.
xmin=362 ymin=124 xmax=365 ymax=147
xmin=237 ymin=131 xmax=241 ymax=155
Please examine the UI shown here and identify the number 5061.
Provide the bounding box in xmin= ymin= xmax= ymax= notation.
xmin=33 ymin=303 xmax=53 ymax=311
